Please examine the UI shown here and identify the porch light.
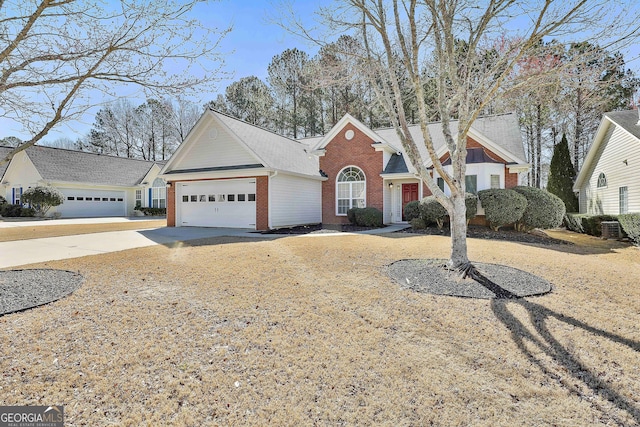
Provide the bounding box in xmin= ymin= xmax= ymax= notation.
xmin=166 ymin=182 xmax=172 ymax=187
xmin=388 ymin=182 xmax=393 ymax=189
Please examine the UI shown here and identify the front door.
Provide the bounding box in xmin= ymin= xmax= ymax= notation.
xmin=402 ymin=183 xmax=419 ymax=221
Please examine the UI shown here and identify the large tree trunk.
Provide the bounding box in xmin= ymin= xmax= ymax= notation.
xmin=448 ymin=191 xmax=470 ymax=269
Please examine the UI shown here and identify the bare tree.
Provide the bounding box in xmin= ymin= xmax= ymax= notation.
xmin=0 ymin=0 xmax=230 ymax=165
xmin=309 ymin=0 xmax=640 ymax=277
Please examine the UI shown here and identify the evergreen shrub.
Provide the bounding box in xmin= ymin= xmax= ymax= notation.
xmin=20 ymin=185 xmax=64 ymax=217
xmin=347 ymin=208 xmax=358 ymax=224
xmin=403 ymin=200 xmax=420 ymax=222
xmin=580 ymin=214 xmax=617 ymax=237
xmin=618 ymin=213 xmax=640 ymax=246
xmin=419 ymin=196 xmax=447 ymax=229
xmin=465 ymin=193 xmax=478 ymax=222
xmin=513 ymin=186 xmax=565 ymax=230
xmin=563 ymin=213 xmax=585 ymax=233
xmin=354 ymin=207 xmax=383 ymax=227
xmin=477 ymin=189 xmax=527 ymax=231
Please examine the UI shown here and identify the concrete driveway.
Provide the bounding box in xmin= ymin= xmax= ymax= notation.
xmin=0 ymin=223 xmax=267 ymax=269
xmin=0 ymin=217 xmax=408 ymax=269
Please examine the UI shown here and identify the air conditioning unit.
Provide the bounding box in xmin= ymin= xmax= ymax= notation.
xmin=601 ymin=221 xmax=621 ymax=239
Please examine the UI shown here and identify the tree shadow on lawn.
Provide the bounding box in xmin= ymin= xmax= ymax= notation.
xmin=491 ymin=298 xmax=640 ymax=424
xmin=384 ymin=230 xmax=632 ymax=256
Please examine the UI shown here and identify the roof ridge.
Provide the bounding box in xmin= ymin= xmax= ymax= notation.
xmin=209 ymin=108 xmax=311 ymax=147
xmin=24 ymin=144 xmax=165 ymax=164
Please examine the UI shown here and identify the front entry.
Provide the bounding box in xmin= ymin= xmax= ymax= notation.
xmin=402 ymin=183 xmax=419 ymax=221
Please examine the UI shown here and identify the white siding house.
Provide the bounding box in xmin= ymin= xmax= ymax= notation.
xmin=160 ymin=109 xmax=325 ymax=230
xmin=269 ymin=174 xmax=322 ymax=228
xmin=574 ymin=110 xmax=640 ymax=215
xmin=0 ymin=145 xmax=166 ymax=217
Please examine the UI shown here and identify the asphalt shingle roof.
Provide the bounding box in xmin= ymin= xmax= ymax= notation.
xmin=0 ymin=146 xmax=12 ymax=179
xmin=14 ymin=145 xmax=161 ymax=186
xmin=383 ymin=153 xmax=409 ymax=174
xmin=605 ymin=110 xmax=640 ymax=140
xmin=212 ymin=110 xmax=321 ymax=177
xmin=375 ymin=113 xmax=525 ymax=171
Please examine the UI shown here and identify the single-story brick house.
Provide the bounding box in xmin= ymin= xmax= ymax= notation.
xmin=0 ymin=145 xmax=166 ymax=217
xmin=160 ymin=109 xmax=528 ymax=230
xmin=573 ymin=110 xmax=640 ymax=215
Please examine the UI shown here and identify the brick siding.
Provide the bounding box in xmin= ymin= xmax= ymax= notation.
xmin=320 ymin=123 xmax=384 ymax=224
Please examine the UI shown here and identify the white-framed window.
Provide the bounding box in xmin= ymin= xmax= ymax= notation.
xmin=597 ymin=172 xmax=607 ymax=188
xmin=336 ymin=166 xmax=366 ymax=215
xmin=135 ymin=189 xmax=142 ymax=208
xmin=490 ymin=174 xmax=500 ymax=189
xmin=12 ymin=187 xmax=22 ymax=205
xmin=152 ymin=177 xmax=166 ymax=208
xmin=619 ymin=186 xmax=628 ymax=214
xmin=465 ymin=175 xmax=478 ymax=194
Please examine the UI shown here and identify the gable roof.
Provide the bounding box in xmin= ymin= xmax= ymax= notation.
xmin=213 ymin=110 xmax=320 ymax=177
xmin=3 ymin=145 xmax=163 ymax=187
xmin=574 ymin=109 xmax=640 ymax=190
xmin=0 ymin=146 xmax=12 ymax=180
xmin=162 ymin=109 xmax=321 ymax=179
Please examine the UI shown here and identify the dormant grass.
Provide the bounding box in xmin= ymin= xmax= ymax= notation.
xmin=1 ymin=231 xmax=638 ymax=426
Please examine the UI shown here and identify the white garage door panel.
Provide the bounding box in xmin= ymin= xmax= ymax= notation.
xmin=179 ymin=180 xmax=256 ymax=228
xmin=58 ymin=188 xmax=126 ymax=217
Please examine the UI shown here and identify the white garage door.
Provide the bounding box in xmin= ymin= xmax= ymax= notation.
xmin=57 ymin=188 xmax=126 ymax=217
xmin=178 ymin=179 xmax=256 ymax=228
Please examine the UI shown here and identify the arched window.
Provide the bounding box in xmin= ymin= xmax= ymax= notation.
xmin=336 ymin=166 xmax=365 ymax=215
xmin=597 ymin=172 xmax=607 ymax=188
xmin=152 ymin=177 xmax=166 ymax=208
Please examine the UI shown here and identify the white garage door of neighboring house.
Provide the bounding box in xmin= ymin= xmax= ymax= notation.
xmin=57 ymin=188 xmax=126 ymax=217
xmin=178 ymin=179 xmax=256 ymax=228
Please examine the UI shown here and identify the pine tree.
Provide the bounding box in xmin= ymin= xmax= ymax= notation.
xmin=547 ymin=134 xmax=579 ymax=213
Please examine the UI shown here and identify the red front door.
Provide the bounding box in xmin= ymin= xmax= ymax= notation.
xmin=402 ymin=183 xmax=419 ymax=221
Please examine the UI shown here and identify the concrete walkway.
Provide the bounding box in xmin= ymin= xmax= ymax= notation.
xmin=0 ymin=222 xmax=409 ymax=269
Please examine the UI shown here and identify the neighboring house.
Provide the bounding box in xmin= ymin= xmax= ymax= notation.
xmin=160 ymin=109 xmax=528 ymax=230
xmin=0 ymin=145 xmax=166 ymax=217
xmin=574 ymin=110 xmax=640 ymax=215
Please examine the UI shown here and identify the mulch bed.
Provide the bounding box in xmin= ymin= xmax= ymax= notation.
xmin=262 ymin=223 xmax=570 ymax=246
xmin=261 ymin=223 xmax=387 ymax=234
xmin=387 ymin=259 xmax=552 ymax=299
xmin=399 ymin=225 xmax=571 ymax=246
xmin=0 ymin=269 xmax=83 ymax=315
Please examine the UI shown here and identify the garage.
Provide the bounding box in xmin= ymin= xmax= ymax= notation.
xmin=57 ymin=188 xmax=126 ymax=217
xmin=177 ymin=179 xmax=256 ymax=228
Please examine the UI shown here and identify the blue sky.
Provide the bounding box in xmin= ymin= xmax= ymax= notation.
xmin=2 ymin=0 xmax=639 ymax=143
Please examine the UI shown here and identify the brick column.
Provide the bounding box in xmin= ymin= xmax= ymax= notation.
xmin=167 ymin=182 xmax=176 ymax=227
xmin=256 ymin=176 xmax=269 ymax=230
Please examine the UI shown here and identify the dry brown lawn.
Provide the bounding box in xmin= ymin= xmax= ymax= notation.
xmin=1 ymin=229 xmax=639 ymax=426
xmin=0 ymin=219 xmax=166 ymax=242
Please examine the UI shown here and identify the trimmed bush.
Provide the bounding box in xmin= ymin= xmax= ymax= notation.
xmin=563 ymin=213 xmax=584 ymax=233
xmin=20 ymin=185 xmax=64 ymax=217
xmin=403 ymin=200 xmax=420 ymax=222
xmin=419 ymin=196 xmax=448 ymax=229
xmin=410 ymin=217 xmax=426 ymax=230
xmin=347 ymin=208 xmax=358 ymax=224
xmin=513 ymin=186 xmax=565 ymax=231
xmin=0 ymin=195 xmax=6 ymax=205
xmin=581 ymin=214 xmax=617 ymax=237
xmin=618 ymin=213 xmax=640 ymax=246
xmin=478 ymin=189 xmax=527 ymax=231
xmin=465 ymin=193 xmax=478 ymax=222
xmin=354 ymin=207 xmax=383 ymax=227
xmin=138 ymin=207 xmax=167 ymax=216
xmin=0 ymin=204 xmax=35 ymax=217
